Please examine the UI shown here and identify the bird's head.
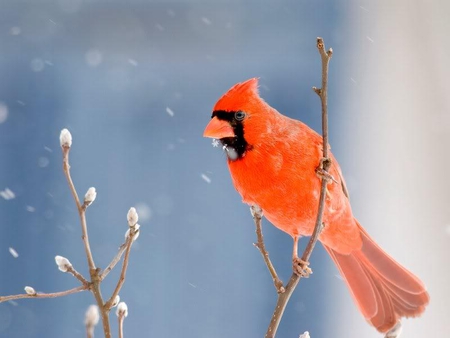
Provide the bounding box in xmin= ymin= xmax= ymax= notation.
xmin=203 ymin=78 xmax=271 ymax=161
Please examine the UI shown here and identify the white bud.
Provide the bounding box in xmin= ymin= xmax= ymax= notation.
xmin=24 ymin=286 xmax=36 ymax=295
xmin=299 ymin=332 xmax=310 ymax=338
xmin=55 ymin=255 xmax=72 ymax=272
xmin=116 ymin=302 xmax=128 ymax=318
xmin=59 ymin=128 xmax=72 ymax=148
xmin=84 ymin=187 xmax=97 ymax=205
xmin=125 ymin=224 xmax=140 ymax=242
xmin=84 ymin=305 xmax=100 ymax=327
xmin=127 ymin=207 xmax=138 ymax=227
xmin=112 ymin=295 xmax=120 ymax=307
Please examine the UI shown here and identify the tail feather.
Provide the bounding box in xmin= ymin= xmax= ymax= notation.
xmin=324 ymin=219 xmax=429 ymax=333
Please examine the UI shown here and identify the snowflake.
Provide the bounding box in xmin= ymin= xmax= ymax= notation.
xmin=211 ymin=139 xmax=220 ymax=147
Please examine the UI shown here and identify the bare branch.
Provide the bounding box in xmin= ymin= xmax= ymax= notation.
xmin=1 ymin=129 xmax=140 ymax=338
xmin=61 ymin=135 xmax=110 ymax=338
xmin=264 ymin=37 xmax=333 ymax=338
xmin=251 ymin=205 xmax=285 ymax=293
xmin=0 ymin=285 xmax=88 ymax=303
xmin=105 ymin=228 xmax=137 ymax=310
xmin=67 ymin=265 xmax=89 ymax=286
xmin=100 ymin=242 xmax=128 ymax=281
xmin=61 ymin=144 xmax=96 ymax=271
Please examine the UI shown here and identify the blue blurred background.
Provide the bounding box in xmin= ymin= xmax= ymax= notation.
xmin=0 ymin=1 xmax=448 ymax=337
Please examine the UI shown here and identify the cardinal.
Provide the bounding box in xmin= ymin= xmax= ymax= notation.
xmin=203 ymin=78 xmax=429 ymax=333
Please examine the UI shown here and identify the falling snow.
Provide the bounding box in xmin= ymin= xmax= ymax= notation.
xmin=38 ymin=157 xmax=50 ymax=168
xmin=0 ymin=102 xmax=8 ymax=123
xmin=85 ymin=49 xmax=103 ymax=67
xmin=366 ymin=36 xmax=375 ymax=43
xmin=212 ymin=139 xmax=220 ymax=147
xmin=10 ymin=26 xmax=21 ymax=35
xmin=135 ymin=202 xmax=153 ymax=222
xmin=166 ymin=107 xmax=174 ymax=116
xmin=9 ymin=247 xmax=19 ymax=258
xmin=0 ymin=188 xmax=15 ymax=200
xmin=201 ymin=17 xmax=212 ymax=25
xmin=30 ymin=58 xmax=45 ymax=72
xmin=201 ymin=173 xmax=211 ymax=184
xmin=335 ymin=274 xmax=344 ymax=281
xmin=26 ymin=206 xmax=36 ymax=212
xmin=128 ymin=59 xmax=138 ymax=66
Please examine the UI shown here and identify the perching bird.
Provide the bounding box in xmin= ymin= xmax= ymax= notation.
xmin=203 ymin=78 xmax=429 ymax=334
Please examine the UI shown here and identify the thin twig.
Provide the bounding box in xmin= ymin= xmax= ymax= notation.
xmin=62 ymin=146 xmax=96 ymax=271
xmin=251 ymin=205 xmax=285 ymax=293
xmin=86 ymin=326 xmax=94 ymax=338
xmin=264 ymin=37 xmax=333 ymax=338
xmin=0 ymin=285 xmax=88 ymax=303
xmin=62 ymin=144 xmax=111 ymax=338
xmin=100 ymin=242 xmax=128 ymax=281
xmin=118 ymin=315 xmax=125 ymax=338
xmin=105 ymin=230 xmax=136 ymax=310
xmin=67 ymin=265 xmax=90 ymax=286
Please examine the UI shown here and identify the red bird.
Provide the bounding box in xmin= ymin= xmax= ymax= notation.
xmin=203 ymin=78 xmax=429 ymax=334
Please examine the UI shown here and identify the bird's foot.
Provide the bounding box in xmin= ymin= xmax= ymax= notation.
xmin=293 ymin=257 xmax=312 ymax=278
xmin=315 ymin=157 xmax=337 ymax=183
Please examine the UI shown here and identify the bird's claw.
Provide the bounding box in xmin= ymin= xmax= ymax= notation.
xmin=293 ymin=258 xmax=312 ymax=278
xmin=315 ymin=157 xmax=337 ymax=183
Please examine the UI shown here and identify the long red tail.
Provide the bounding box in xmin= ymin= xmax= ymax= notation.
xmin=324 ymin=219 xmax=429 ymax=333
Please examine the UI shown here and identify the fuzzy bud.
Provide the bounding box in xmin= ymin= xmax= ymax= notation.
xmin=59 ymin=128 xmax=72 ymax=148
xmin=84 ymin=187 xmax=97 ymax=206
xmin=127 ymin=207 xmax=138 ymax=227
xmin=112 ymin=295 xmax=120 ymax=307
xmin=116 ymin=302 xmax=128 ymax=318
xmin=55 ymin=255 xmax=72 ymax=272
xmin=24 ymin=286 xmax=36 ymax=295
xmin=125 ymin=224 xmax=140 ymax=242
xmin=84 ymin=305 xmax=100 ymax=327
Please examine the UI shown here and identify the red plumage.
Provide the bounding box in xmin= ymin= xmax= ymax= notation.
xmin=204 ymin=78 xmax=429 ymax=333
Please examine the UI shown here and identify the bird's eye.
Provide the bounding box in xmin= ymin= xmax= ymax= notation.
xmin=234 ymin=111 xmax=246 ymax=121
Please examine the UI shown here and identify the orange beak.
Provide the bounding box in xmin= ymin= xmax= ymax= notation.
xmin=203 ymin=116 xmax=234 ymax=139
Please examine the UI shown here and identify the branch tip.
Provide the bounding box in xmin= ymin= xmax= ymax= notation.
xmin=83 ymin=187 xmax=97 ymax=208
xmin=55 ymin=255 xmax=72 ymax=272
xmin=127 ymin=207 xmax=139 ymax=227
xmin=116 ymin=302 xmax=128 ymax=318
xmin=59 ymin=128 xmax=72 ymax=148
